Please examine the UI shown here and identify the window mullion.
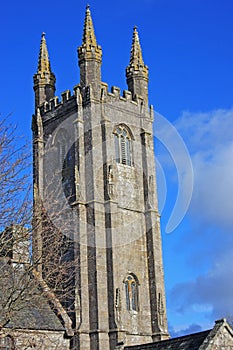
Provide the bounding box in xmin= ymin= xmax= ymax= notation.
xmin=119 ymin=136 xmax=122 ymax=164
xmin=121 ymin=137 xmax=126 ymax=164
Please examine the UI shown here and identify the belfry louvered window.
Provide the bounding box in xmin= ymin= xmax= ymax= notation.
xmin=114 ymin=125 xmax=133 ymax=166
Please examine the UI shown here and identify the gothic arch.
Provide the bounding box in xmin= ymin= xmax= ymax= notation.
xmin=124 ymin=273 xmax=139 ymax=312
xmin=53 ymin=128 xmax=71 ymax=169
xmin=113 ymin=123 xmax=135 ymax=140
xmin=113 ymin=124 xmax=134 ymax=166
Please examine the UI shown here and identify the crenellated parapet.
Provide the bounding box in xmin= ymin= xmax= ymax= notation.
xmin=36 ymin=82 xmax=153 ymax=121
xmin=33 ymin=8 xmax=149 ymax=117
xmin=37 ymin=88 xmax=77 ymax=116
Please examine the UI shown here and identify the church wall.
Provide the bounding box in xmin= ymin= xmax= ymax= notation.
xmin=1 ymin=328 xmax=70 ymax=350
xmin=200 ymin=321 xmax=233 ymax=350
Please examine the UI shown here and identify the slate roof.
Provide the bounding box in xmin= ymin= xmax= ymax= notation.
xmin=0 ymin=259 xmax=65 ymax=331
xmin=124 ymin=330 xmax=211 ymax=350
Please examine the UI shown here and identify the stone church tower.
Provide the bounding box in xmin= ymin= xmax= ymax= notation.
xmin=32 ymin=6 xmax=169 ymax=350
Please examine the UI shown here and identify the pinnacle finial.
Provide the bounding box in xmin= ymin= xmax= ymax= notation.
xmin=129 ymin=26 xmax=145 ymax=69
xmin=126 ymin=27 xmax=148 ymax=103
xmin=82 ymin=4 xmax=97 ymax=47
xmin=37 ymin=32 xmax=52 ymax=74
xmin=78 ymin=6 xmax=102 ymax=92
xmin=34 ymin=33 xmax=56 ymax=109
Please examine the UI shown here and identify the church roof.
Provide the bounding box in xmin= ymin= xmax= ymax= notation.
xmin=124 ymin=330 xmax=211 ymax=350
xmin=0 ymin=259 xmax=65 ymax=332
xmin=124 ymin=318 xmax=233 ymax=349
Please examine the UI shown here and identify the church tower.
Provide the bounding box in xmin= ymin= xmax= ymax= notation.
xmin=32 ymin=6 xmax=169 ymax=350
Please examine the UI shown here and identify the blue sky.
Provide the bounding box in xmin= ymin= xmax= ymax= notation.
xmin=1 ymin=0 xmax=233 ymax=336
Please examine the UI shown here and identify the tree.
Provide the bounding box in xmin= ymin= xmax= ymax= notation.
xmin=0 ymin=116 xmax=31 ymax=231
xmin=0 ymin=116 xmax=74 ymax=348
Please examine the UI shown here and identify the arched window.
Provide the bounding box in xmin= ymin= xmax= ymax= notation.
xmin=0 ymin=335 xmax=15 ymax=350
xmin=125 ymin=274 xmax=139 ymax=311
xmin=54 ymin=129 xmax=71 ymax=170
xmin=53 ymin=128 xmax=74 ymax=200
xmin=114 ymin=125 xmax=133 ymax=166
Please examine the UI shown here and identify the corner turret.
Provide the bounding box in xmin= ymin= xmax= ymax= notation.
xmin=78 ymin=5 xmax=102 ymax=99
xmin=33 ymin=33 xmax=56 ymax=110
xmin=126 ymin=26 xmax=148 ymax=105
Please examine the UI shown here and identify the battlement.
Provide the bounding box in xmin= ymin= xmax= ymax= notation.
xmin=39 ymin=87 xmax=78 ymax=115
xmin=101 ymin=82 xmax=144 ymax=106
xmin=38 ymin=81 xmax=150 ymax=116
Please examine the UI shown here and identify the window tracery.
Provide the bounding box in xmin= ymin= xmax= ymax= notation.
xmin=114 ymin=125 xmax=133 ymax=166
xmin=54 ymin=128 xmax=74 ymax=200
xmin=124 ymin=274 xmax=139 ymax=311
xmin=54 ymin=129 xmax=71 ymax=169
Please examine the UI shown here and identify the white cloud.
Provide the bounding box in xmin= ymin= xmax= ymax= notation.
xmin=166 ymin=107 xmax=233 ymax=326
xmin=170 ymin=249 xmax=233 ymax=320
xmin=169 ymin=323 xmax=203 ymax=338
xmin=174 ymin=108 xmax=233 ymax=152
xmin=191 ymin=144 xmax=233 ymax=228
xmin=174 ymin=107 xmax=233 ymax=229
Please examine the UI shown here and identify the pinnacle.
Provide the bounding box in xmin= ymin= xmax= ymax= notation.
xmin=37 ymin=32 xmax=52 ymax=74
xmin=82 ymin=5 xmax=97 ymax=47
xmin=129 ymin=26 xmax=146 ymax=70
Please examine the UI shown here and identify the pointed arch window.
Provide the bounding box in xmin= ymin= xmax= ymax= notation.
xmin=114 ymin=125 xmax=133 ymax=166
xmin=0 ymin=335 xmax=15 ymax=350
xmin=54 ymin=129 xmax=71 ymax=170
xmin=125 ymin=274 xmax=139 ymax=312
xmin=53 ymin=128 xmax=74 ymax=200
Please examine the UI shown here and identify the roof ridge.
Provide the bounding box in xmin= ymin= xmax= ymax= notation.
xmin=124 ymin=329 xmax=212 ymax=349
xmin=169 ymin=329 xmax=211 ymax=341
